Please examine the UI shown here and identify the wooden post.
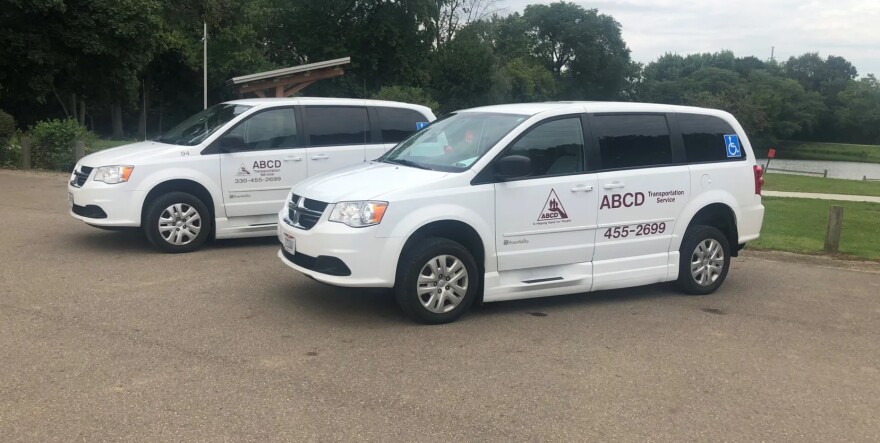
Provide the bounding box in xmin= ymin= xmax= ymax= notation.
xmin=21 ymin=136 xmax=31 ymax=170
xmin=75 ymin=140 xmax=85 ymax=162
xmin=824 ymin=205 xmax=844 ymax=253
xmin=823 ymin=169 xmax=828 ymax=178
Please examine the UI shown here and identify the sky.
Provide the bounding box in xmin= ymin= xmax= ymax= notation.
xmin=503 ymin=0 xmax=880 ymax=77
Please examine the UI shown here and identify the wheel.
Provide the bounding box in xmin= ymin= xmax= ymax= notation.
xmin=394 ymin=237 xmax=479 ymax=324
xmin=676 ymin=225 xmax=731 ymax=295
xmin=143 ymin=192 xmax=212 ymax=253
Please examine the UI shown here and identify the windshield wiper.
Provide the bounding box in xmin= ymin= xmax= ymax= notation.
xmin=384 ymin=158 xmax=430 ymax=170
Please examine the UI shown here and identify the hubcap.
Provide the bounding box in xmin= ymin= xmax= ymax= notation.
xmin=416 ymin=255 xmax=468 ymax=313
xmin=690 ymin=238 xmax=724 ymax=286
xmin=158 ymin=203 xmax=201 ymax=246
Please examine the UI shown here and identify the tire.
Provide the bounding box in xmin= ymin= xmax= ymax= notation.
xmin=143 ymin=192 xmax=212 ymax=253
xmin=394 ymin=237 xmax=480 ymax=324
xmin=676 ymin=225 xmax=731 ymax=295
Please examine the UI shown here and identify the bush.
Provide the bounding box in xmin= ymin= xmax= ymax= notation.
xmin=0 ymin=109 xmax=15 ymax=165
xmin=28 ymin=119 xmax=96 ymax=171
xmin=372 ymin=86 xmax=439 ymax=113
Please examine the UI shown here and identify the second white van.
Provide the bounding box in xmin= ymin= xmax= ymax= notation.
xmin=67 ymin=98 xmax=435 ymax=252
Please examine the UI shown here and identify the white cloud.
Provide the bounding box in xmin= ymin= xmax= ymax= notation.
xmin=502 ymin=0 xmax=880 ymax=76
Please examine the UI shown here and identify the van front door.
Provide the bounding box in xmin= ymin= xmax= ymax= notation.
xmin=493 ymin=116 xmax=599 ymax=273
xmin=219 ymin=107 xmax=306 ymax=219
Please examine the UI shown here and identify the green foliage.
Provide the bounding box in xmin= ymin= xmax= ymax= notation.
xmin=428 ymin=23 xmax=498 ymax=113
xmin=490 ymin=58 xmax=556 ymax=104
xmin=372 ymin=86 xmax=439 ymax=112
xmin=0 ymin=0 xmax=877 ymax=151
xmin=0 ymin=109 xmax=16 ymax=165
xmin=834 ymin=75 xmax=880 ymax=144
xmin=28 ymin=119 xmax=96 ymax=171
xmin=522 ymin=2 xmax=631 ymax=99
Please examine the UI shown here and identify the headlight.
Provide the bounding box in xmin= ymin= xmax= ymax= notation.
xmin=329 ymin=201 xmax=388 ymax=227
xmin=93 ymin=165 xmax=134 ymax=184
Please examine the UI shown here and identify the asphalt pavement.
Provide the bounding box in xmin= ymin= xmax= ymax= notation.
xmin=1 ymin=169 xmax=879 ymax=442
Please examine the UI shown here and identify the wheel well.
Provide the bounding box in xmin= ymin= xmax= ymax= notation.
xmin=687 ymin=203 xmax=739 ymax=256
xmin=142 ymin=179 xmax=216 ymax=228
xmin=399 ymin=220 xmax=486 ymax=275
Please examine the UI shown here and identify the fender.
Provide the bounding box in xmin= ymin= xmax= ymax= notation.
xmin=672 ymin=188 xmax=740 ymax=252
xmin=375 ymin=191 xmax=497 ymax=273
xmin=133 ymin=161 xmax=224 ymax=221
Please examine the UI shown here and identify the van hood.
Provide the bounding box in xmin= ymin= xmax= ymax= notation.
xmin=79 ymin=141 xmax=183 ymax=167
xmin=293 ymin=161 xmax=449 ymax=203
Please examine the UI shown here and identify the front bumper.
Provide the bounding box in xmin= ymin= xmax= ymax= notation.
xmin=276 ymin=209 xmax=404 ymax=288
xmin=68 ymin=180 xmax=146 ymax=227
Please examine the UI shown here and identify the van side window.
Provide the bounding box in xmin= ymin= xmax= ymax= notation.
xmin=679 ymin=113 xmax=746 ymax=162
xmin=227 ymin=108 xmax=298 ymax=151
xmin=594 ymin=114 xmax=672 ymax=169
xmin=376 ymin=107 xmax=427 ymax=143
xmin=305 ymin=107 xmax=369 ymax=146
xmin=507 ymin=117 xmax=585 ymax=177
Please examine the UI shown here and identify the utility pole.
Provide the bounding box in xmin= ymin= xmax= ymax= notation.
xmin=203 ymin=21 xmax=208 ymax=109
xmin=770 ymin=46 xmax=775 ymax=64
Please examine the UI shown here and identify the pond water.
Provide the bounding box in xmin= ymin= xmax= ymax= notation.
xmin=757 ymin=159 xmax=880 ymax=181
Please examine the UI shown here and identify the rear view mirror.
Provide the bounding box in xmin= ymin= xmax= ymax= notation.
xmin=496 ymin=155 xmax=531 ymax=180
xmin=220 ymin=135 xmax=246 ymax=152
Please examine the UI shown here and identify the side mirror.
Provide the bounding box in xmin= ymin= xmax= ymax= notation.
xmin=219 ymin=135 xmax=246 ymax=152
xmin=496 ymin=155 xmax=531 ymax=180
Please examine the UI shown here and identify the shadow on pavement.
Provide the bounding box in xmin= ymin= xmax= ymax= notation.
xmin=65 ymin=229 xmax=282 ymax=254
xmin=272 ymin=275 xmax=682 ymax=326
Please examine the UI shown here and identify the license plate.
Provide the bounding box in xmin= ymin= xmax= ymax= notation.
xmin=282 ymin=233 xmax=296 ymax=255
xmin=68 ymin=192 xmax=74 ymax=209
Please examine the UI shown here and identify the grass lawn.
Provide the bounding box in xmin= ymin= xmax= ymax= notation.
xmin=754 ymin=140 xmax=880 ymax=164
xmin=751 ymin=197 xmax=880 ymax=260
xmin=764 ymin=173 xmax=880 ymax=197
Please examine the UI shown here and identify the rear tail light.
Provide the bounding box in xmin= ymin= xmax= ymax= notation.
xmin=754 ymin=165 xmax=764 ymax=195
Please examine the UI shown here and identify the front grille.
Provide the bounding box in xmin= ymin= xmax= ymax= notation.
xmin=71 ymin=166 xmax=93 ymax=187
xmin=286 ymin=193 xmax=328 ymax=230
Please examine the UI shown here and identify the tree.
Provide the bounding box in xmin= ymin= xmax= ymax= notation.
xmin=428 ymin=23 xmax=497 ymax=113
xmin=522 ymin=2 xmax=631 ymax=99
xmin=835 ymin=75 xmax=880 ymax=144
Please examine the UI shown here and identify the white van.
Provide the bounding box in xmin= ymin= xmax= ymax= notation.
xmin=67 ymin=98 xmax=435 ymax=252
xmin=277 ymin=102 xmax=765 ymax=323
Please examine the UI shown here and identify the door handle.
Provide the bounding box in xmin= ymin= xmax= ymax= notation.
xmin=603 ymin=182 xmax=625 ymax=190
xmin=311 ymin=154 xmax=329 ymax=160
xmin=571 ymin=184 xmax=594 ymax=192
xmin=284 ymin=156 xmax=302 ymax=162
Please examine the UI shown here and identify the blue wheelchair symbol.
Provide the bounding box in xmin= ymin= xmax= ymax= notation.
xmin=416 ymin=122 xmax=429 ymax=130
xmin=724 ymin=135 xmax=742 ymax=158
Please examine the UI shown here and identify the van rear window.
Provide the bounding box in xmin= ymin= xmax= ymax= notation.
xmin=679 ymin=113 xmax=746 ymax=163
xmin=593 ymin=114 xmax=673 ymax=170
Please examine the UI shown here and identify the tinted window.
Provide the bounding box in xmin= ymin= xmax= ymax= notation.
xmin=377 ymin=107 xmax=428 ymax=143
xmin=679 ymin=113 xmax=745 ymax=162
xmin=594 ymin=114 xmax=673 ymax=169
xmin=227 ymin=108 xmax=298 ymax=151
xmin=305 ymin=107 xmax=369 ymax=146
xmin=505 ymin=117 xmax=585 ymax=178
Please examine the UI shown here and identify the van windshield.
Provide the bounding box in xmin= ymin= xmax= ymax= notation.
xmin=380 ymin=112 xmax=527 ymax=172
xmin=157 ymin=104 xmax=252 ymax=146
